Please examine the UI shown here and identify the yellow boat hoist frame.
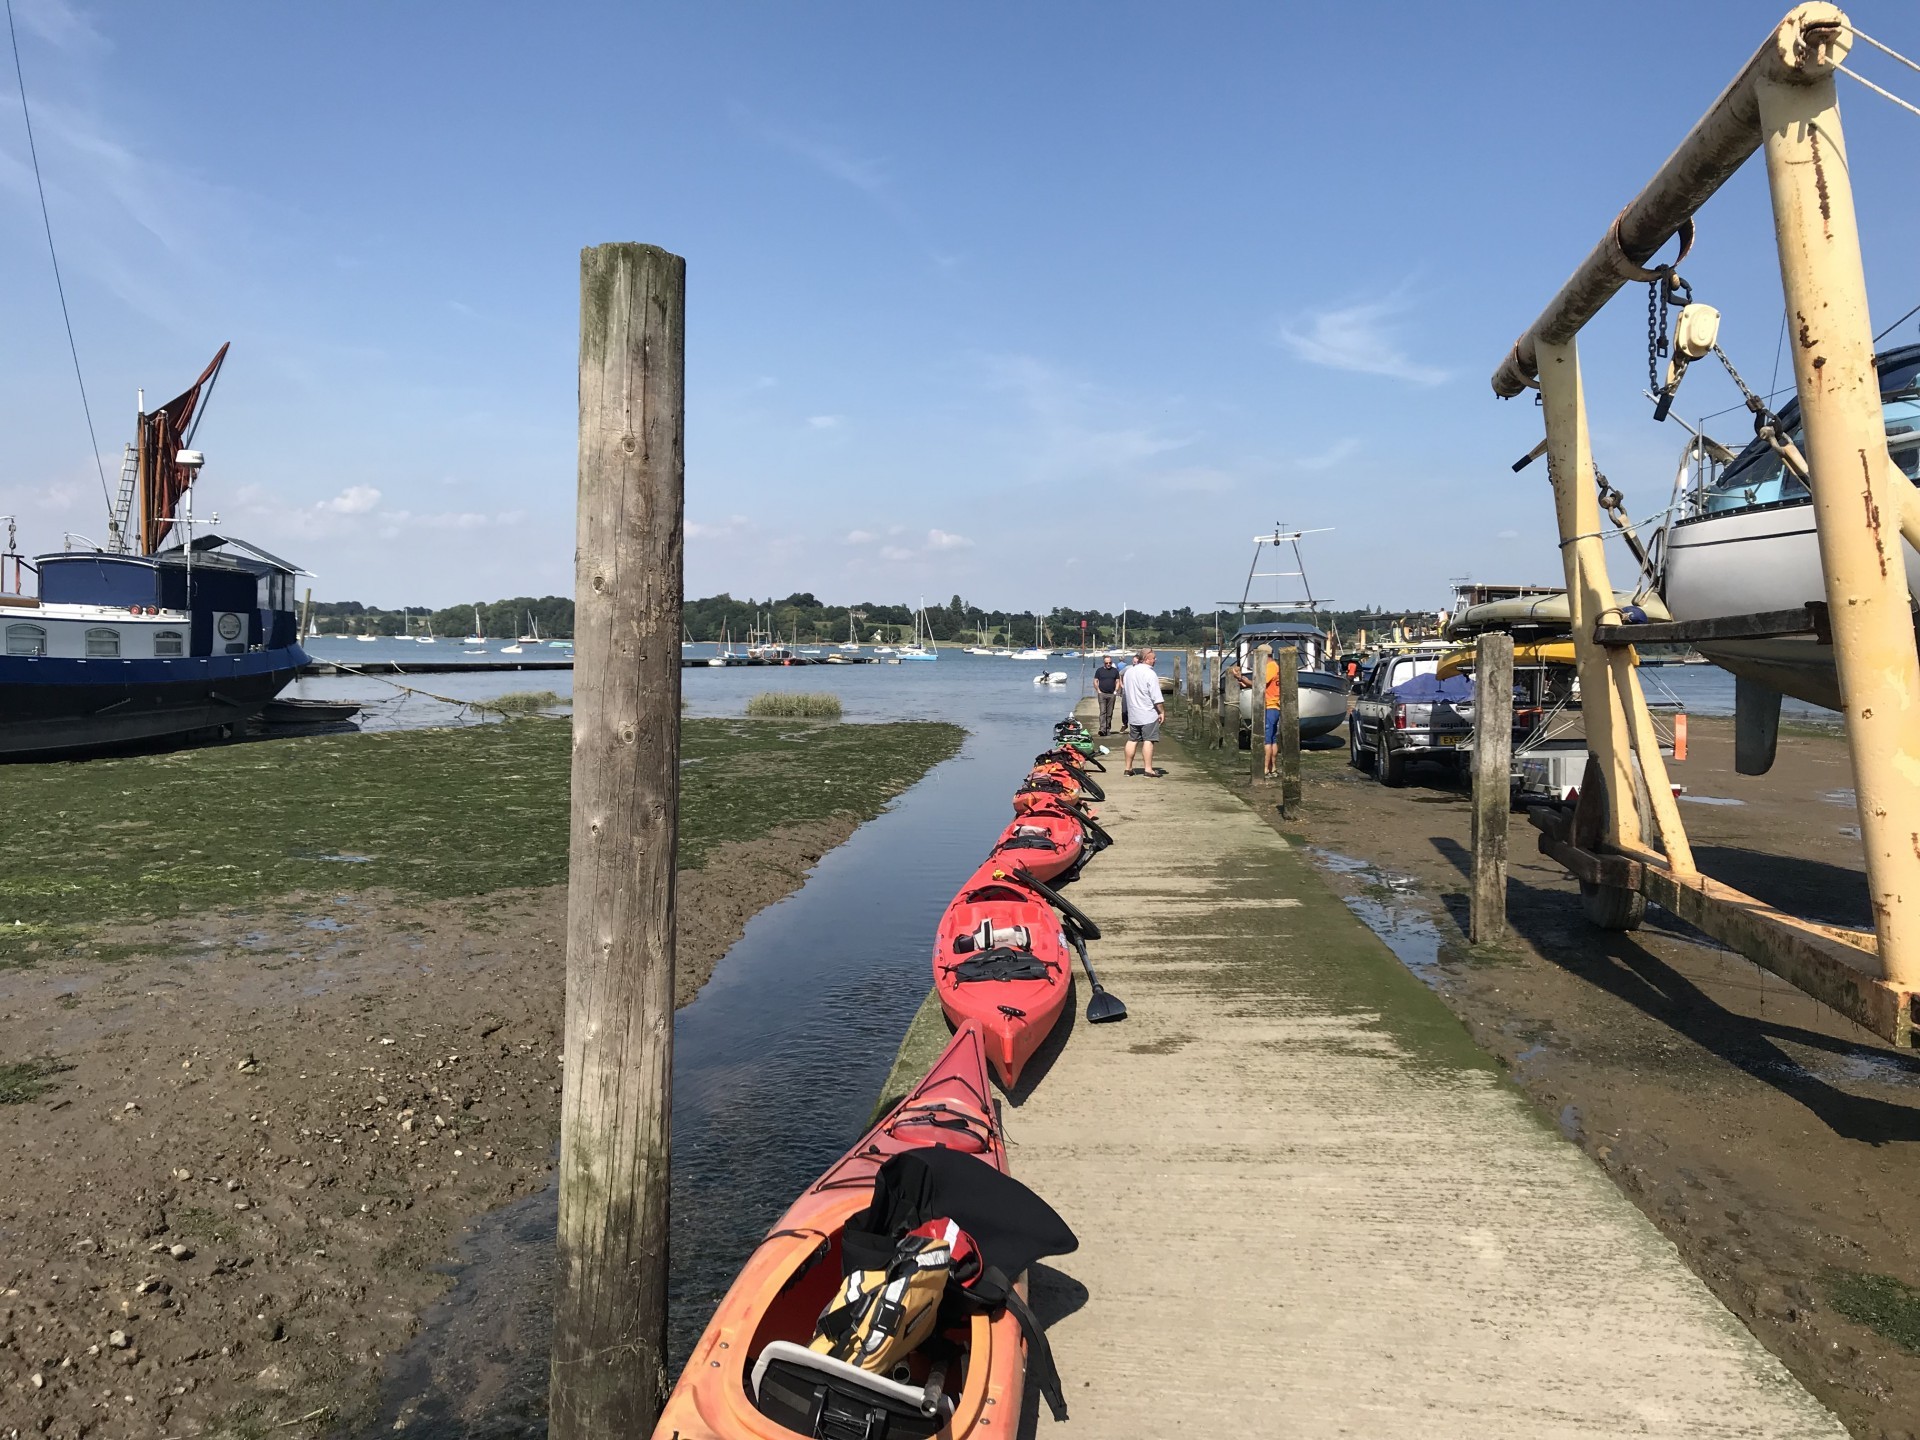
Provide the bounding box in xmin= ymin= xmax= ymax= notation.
xmin=1492 ymin=4 xmax=1920 ymax=1046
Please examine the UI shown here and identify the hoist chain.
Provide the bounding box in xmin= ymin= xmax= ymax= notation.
xmin=1647 ymin=283 xmax=1662 ymax=390
xmin=1710 ymin=344 xmax=1782 ymax=433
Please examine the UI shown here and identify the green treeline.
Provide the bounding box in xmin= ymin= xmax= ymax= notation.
xmin=307 ymin=596 xmax=574 ymax=639
xmin=307 ymin=592 xmax=1426 ymax=645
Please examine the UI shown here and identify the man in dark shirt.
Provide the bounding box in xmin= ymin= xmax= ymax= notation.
xmin=1093 ymin=656 xmax=1121 ymax=735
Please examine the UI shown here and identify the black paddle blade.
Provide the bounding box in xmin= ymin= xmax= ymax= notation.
xmin=1086 ymin=985 xmax=1127 ymax=1024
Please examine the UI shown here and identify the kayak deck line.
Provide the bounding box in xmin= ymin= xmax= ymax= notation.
xmin=969 ymin=699 xmax=1844 ymax=1437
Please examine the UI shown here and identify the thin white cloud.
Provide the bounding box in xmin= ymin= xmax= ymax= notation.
xmin=763 ymin=127 xmax=887 ymax=194
xmin=1279 ymin=295 xmax=1448 ymax=387
xmin=844 ymin=529 xmax=877 ymax=545
xmin=879 ymin=545 xmax=915 ymax=562
xmin=927 ymin=529 xmax=972 ymax=550
xmin=1293 ymin=438 xmax=1361 ymax=472
xmin=319 ymin=485 xmax=381 ymax=515
xmin=807 ymin=414 xmax=843 ymax=430
xmin=687 ymin=514 xmax=753 ymax=541
xmin=984 ymin=354 xmax=1193 ymax=483
xmin=1496 ymin=528 xmax=1521 ymax=540
xmin=11 ymin=0 xmax=102 ymax=49
xmin=1160 ymin=467 xmax=1237 ymax=495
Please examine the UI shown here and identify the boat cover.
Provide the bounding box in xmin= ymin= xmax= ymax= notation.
xmin=1388 ymin=673 xmax=1474 ymax=703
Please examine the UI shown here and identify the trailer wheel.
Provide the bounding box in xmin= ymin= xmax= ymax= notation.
xmin=1579 ymin=880 xmax=1646 ymax=931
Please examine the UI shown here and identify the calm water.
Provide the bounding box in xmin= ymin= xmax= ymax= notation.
xmin=293 ymin=639 xmax=1842 ymax=731
xmin=360 ymin=651 xmax=1092 ymax=1434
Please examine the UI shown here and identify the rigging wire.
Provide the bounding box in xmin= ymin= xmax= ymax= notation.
xmin=1848 ymin=24 xmax=1920 ymax=79
xmin=6 ymin=0 xmax=112 ymax=528
xmin=1874 ymin=297 xmax=1920 ymax=344
xmin=1836 ymin=60 xmax=1920 ymax=122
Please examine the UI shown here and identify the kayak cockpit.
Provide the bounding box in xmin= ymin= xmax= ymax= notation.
xmin=737 ymin=1223 xmax=993 ymax=1439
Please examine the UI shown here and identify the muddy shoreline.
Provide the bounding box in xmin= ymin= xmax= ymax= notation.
xmin=1197 ymin=715 xmax=1920 ymax=1440
xmin=0 ymin=817 xmax=856 ymax=1440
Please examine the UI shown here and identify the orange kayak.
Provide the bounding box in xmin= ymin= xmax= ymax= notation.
xmin=653 ymin=1021 xmax=1028 ymax=1439
xmin=932 ymin=863 xmax=1073 ymax=1088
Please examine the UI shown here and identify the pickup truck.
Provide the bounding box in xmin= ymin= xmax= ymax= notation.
xmin=1347 ymin=652 xmax=1473 ymax=787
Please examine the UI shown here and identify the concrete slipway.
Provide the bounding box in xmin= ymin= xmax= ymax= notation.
xmin=888 ymin=729 xmax=1846 ymax=1437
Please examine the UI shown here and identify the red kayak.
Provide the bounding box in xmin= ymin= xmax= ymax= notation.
xmin=933 ymin=862 xmax=1074 ymax=1088
xmin=655 ymin=1020 xmax=1030 ymax=1439
xmin=988 ymin=806 xmax=1085 ymax=884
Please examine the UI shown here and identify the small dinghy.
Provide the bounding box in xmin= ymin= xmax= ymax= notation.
xmin=1031 ymin=671 xmax=1068 ymax=686
xmin=654 ymin=1021 xmax=1074 ymax=1438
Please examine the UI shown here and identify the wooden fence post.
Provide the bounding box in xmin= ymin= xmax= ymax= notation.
xmin=551 ymin=242 xmax=686 ymax=1439
xmin=1278 ymin=646 xmax=1301 ymax=817
xmin=1469 ymin=632 xmax=1514 ymax=945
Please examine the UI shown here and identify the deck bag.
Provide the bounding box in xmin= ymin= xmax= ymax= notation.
xmin=940 ymin=947 xmax=1059 ymax=984
xmin=848 ymin=1150 xmax=1077 ymax=1421
xmin=808 ymin=1218 xmax=970 ymax=1374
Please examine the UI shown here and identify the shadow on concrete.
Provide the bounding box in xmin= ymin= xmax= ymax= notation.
xmin=1002 ymin=986 xmax=1078 ymax=1108
xmin=1016 ymin=1263 xmax=1091 ymax=1440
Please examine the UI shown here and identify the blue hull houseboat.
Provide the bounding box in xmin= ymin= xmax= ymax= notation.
xmin=0 ymin=347 xmax=309 ymax=759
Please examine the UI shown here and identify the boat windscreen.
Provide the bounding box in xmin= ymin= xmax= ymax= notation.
xmin=1702 ymin=351 xmax=1920 ymax=516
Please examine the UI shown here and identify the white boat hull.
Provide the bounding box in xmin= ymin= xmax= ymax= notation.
xmin=1236 ymin=673 xmax=1348 ymax=739
xmin=1660 ymin=499 xmax=1920 ymax=712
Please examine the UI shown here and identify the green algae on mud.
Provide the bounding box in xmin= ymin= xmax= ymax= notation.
xmin=0 ymin=716 xmax=962 ymax=969
xmin=1825 ymin=1269 xmax=1920 ymax=1355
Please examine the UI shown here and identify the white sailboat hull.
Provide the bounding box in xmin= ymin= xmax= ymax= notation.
xmin=1660 ymin=499 xmax=1920 ymax=712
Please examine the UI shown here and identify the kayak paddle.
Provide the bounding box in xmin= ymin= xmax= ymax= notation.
xmin=1067 ymin=926 xmax=1127 ymax=1024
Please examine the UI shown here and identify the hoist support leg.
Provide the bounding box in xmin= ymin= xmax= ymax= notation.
xmin=1758 ymin=69 xmax=1920 ymax=986
xmin=1535 ymin=337 xmax=1644 ymax=861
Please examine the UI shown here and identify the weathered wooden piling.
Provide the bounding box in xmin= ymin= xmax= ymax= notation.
xmin=1277 ymin=646 xmax=1301 ymax=817
xmin=1469 ymin=632 xmax=1514 ymax=944
xmin=551 ymin=242 xmax=685 ymax=1439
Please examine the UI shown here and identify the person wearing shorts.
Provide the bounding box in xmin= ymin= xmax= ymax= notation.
xmin=1121 ymin=648 xmax=1166 ymax=776
xmin=1262 ymin=652 xmax=1282 ymax=777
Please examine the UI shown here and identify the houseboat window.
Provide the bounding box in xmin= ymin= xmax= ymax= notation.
xmin=5 ymin=623 xmax=46 ymax=656
xmin=154 ymin=630 xmax=185 ymax=657
xmin=85 ymin=627 xmax=120 ymax=658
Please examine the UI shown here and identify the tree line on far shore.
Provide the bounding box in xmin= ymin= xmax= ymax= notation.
xmin=307 ymin=592 xmax=1432 ymax=646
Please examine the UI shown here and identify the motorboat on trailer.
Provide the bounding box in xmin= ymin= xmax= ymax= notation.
xmin=1219 ymin=524 xmax=1349 ymax=742
xmin=0 ymin=347 xmax=310 ymax=759
xmin=1226 ymin=621 xmax=1350 ymax=740
xmin=1651 ymin=342 xmax=1920 ymax=723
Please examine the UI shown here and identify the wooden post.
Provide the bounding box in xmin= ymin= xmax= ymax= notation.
xmin=551 ymin=242 xmax=685 ymax=1439
xmin=300 ymin=587 xmax=312 ymax=639
xmin=1278 ymin=646 xmax=1301 ymax=817
xmin=1469 ymin=633 xmax=1514 ymax=945
xmin=1214 ymin=652 xmax=1227 ymax=751
xmin=1250 ymin=643 xmax=1271 ymax=787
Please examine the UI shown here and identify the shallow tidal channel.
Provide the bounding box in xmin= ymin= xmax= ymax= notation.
xmin=363 ymin=669 xmax=1081 ymax=1435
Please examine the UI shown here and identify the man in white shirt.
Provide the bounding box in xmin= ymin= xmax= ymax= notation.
xmin=1120 ymin=648 xmax=1166 ymax=777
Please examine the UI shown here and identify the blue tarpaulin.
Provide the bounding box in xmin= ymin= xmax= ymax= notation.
xmin=1388 ymin=673 xmax=1474 ymax=703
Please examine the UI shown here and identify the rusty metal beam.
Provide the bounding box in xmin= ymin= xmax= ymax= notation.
xmin=1529 ymin=808 xmax=1914 ymax=1047
xmin=1492 ymin=4 xmax=1851 ymax=398
xmin=1646 ymin=867 xmax=1913 ymax=1047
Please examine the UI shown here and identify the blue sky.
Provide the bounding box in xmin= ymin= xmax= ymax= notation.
xmin=5 ymin=1 xmax=1920 ymax=612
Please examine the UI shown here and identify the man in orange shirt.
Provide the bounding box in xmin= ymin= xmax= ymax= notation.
xmin=1262 ymin=651 xmax=1282 ymax=778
